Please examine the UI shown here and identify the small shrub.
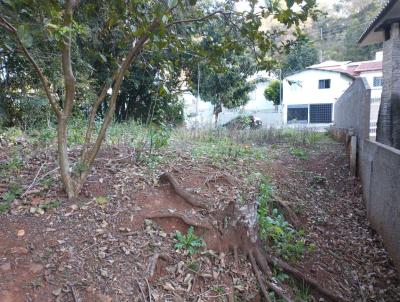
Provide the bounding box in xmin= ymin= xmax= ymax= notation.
xmin=186 ymin=260 xmax=200 ymax=272
xmin=39 ymin=199 xmax=61 ymax=210
xmin=257 ymin=181 xmax=306 ymax=261
xmin=0 ymin=202 xmax=11 ymax=213
xmin=1 ymin=183 xmax=22 ymax=202
xmin=95 ymin=196 xmax=109 ymax=206
xmin=175 ymin=226 xmax=206 ymax=255
xmin=4 ymin=154 xmax=23 ymax=171
xmin=289 ymin=147 xmax=308 ymax=160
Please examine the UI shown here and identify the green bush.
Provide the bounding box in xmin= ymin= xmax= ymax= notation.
xmin=175 ymin=227 xmax=206 ymax=255
xmin=257 ymin=181 xmax=306 ymax=261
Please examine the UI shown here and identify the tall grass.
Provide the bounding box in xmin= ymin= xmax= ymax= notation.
xmin=175 ymin=127 xmax=327 ymax=146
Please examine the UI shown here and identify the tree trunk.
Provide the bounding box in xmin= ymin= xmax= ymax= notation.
xmin=57 ymin=117 xmax=76 ymax=198
xmin=214 ymin=103 xmax=222 ymax=127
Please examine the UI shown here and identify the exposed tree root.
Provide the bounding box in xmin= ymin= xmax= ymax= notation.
xmin=203 ymin=172 xmax=239 ymax=189
xmin=264 ymin=254 xmax=346 ymax=302
xmin=146 ymin=253 xmax=172 ymax=280
xmin=159 ymin=172 xmax=209 ymax=209
xmin=145 ymin=210 xmax=212 ymax=230
xmin=155 ymin=172 xmax=346 ymax=302
xmin=249 ymin=252 xmax=272 ymax=302
xmin=223 ymin=200 xmax=346 ymax=302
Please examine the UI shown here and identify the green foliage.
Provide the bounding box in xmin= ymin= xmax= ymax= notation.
xmin=289 ymin=148 xmax=309 ymax=160
xmin=309 ymin=2 xmax=384 ymax=61
xmin=280 ymin=36 xmax=318 ymax=77
xmin=38 ymin=199 xmax=61 ymax=210
xmin=148 ymin=124 xmax=171 ymax=153
xmin=257 ymin=181 xmax=306 ymax=261
xmin=191 ymin=136 xmax=265 ymax=163
xmin=0 ymin=202 xmax=11 ymax=213
xmin=68 ymin=119 xmax=86 ymax=145
xmin=1 ymin=183 xmax=22 ymax=202
xmin=174 ymin=226 xmax=206 ymax=255
xmin=264 ymin=80 xmax=281 ymax=106
xmin=186 ymin=260 xmax=200 ymax=272
xmin=4 ymin=154 xmax=23 ymax=171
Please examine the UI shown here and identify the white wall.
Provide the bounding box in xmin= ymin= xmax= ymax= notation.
xmin=282 ymin=69 xmax=354 ymax=124
xmin=182 ymin=74 xmax=284 ymax=128
xmin=218 ymin=80 xmax=283 ymax=127
xmin=359 ymin=71 xmax=382 ymax=99
xmin=181 ymin=92 xmax=214 ymax=128
xmin=359 ymin=71 xmax=383 ymax=137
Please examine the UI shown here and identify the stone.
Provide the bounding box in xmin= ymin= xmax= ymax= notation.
xmin=29 ymin=263 xmax=43 ymax=273
xmin=9 ymin=247 xmax=29 ymax=255
xmin=0 ymin=262 xmax=11 ymax=272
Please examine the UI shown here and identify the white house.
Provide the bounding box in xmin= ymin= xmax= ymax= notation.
xmin=282 ymin=68 xmax=354 ymax=126
xmin=282 ymin=52 xmax=383 ymax=130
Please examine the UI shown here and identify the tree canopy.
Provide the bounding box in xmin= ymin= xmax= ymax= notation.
xmin=264 ymin=80 xmax=281 ymax=106
xmin=280 ymin=36 xmax=318 ymax=77
xmin=0 ymin=0 xmax=319 ymax=197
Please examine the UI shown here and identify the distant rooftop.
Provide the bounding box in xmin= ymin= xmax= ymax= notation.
xmin=306 ymin=51 xmax=383 ymax=76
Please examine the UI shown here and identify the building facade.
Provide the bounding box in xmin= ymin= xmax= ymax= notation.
xmin=282 ymin=54 xmax=383 ymax=133
xmin=282 ymin=69 xmax=354 ymax=126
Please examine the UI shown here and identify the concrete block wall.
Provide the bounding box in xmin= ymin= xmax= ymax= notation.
xmin=333 ymin=77 xmax=400 ymax=272
xmin=360 ymin=140 xmax=400 ymax=271
xmin=334 ymin=77 xmax=371 ymax=148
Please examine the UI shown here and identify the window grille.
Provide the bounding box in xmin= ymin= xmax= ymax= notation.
xmin=373 ymin=77 xmax=383 ymax=87
xmin=318 ymin=79 xmax=331 ymax=89
xmin=309 ymin=104 xmax=332 ymax=123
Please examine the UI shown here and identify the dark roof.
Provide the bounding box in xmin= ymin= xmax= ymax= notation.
xmin=358 ymin=0 xmax=398 ymax=45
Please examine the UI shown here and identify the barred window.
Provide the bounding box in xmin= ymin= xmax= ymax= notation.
xmin=373 ymin=77 xmax=383 ymax=87
xmin=318 ymin=79 xmax=331 ymax=89
xmin=287 ymin=105 xmax=308 ymax=123
xmin=309 ymin=104 xmax=332 ymax=123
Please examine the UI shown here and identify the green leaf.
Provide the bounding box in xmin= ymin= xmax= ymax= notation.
xmin=17 ymin=25 xmax=33 ymax=48
xmin=188 ymin=0 xmax=197 ymax=5
xmin=286 ymin=0 xmax=295 ymax=8
xmin=168 ymin=0 xmax=178 ymax=8
xmin=99 ymin=53 xmax=107 ymax=63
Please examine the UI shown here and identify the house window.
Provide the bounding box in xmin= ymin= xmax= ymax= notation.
xmin=373 ymin=76 xmax=383 ymax=87
xmin=287 ymin=105 xmax=308 ymax=123
xmin=318 ymin=79 xmax=331 ymax=89
xmin=309 ymin=104 xmax=332 ymax=123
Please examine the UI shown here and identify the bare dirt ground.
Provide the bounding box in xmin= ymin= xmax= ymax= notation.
xmin=0 ymin=134 xmax=399 ymax=302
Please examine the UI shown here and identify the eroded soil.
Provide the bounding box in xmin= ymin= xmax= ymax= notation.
xmin=0 ymin=136 xmax=399 ymax=301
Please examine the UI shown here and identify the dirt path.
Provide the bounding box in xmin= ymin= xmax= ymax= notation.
xmin=268 ymin=142 xmax=400 ymax=301
xmin=0 ymin=137 xmax=399 ymax=301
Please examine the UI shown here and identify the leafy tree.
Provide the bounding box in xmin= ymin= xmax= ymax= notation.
xmin=0 ymin=0 xmax=318 ymax=198
xmin=264 ymin=80 xmax=281 ymax=106
xmin=281 ymin=36 xmax=318 ymax=77
xmin=309 ymin=2 xmax=384 ymax=61
xmin=190 ymin=52 xmax=256 ymax=125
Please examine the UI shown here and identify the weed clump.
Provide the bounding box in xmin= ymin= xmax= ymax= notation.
xmin=175 ymin=226 xmax=206 ymax=255
xmin=257 ymin=181 xmax=306 ymax=261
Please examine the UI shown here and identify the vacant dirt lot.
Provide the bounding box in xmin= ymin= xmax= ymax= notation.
xmin=0 ymin=132 xmax=399 ymax=301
